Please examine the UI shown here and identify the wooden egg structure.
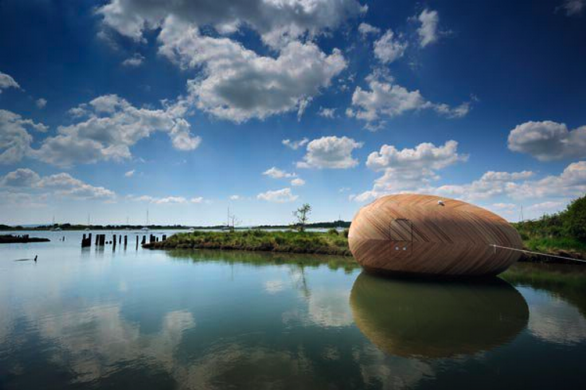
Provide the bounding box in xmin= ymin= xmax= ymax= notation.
xmin=348 ymin=194 xmax=523 ymax=277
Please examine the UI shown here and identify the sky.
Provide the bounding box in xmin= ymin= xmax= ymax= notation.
xmin=0 ymin=0 xmax=585 ymax=226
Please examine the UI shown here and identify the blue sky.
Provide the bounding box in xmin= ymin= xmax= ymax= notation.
xmin=1 ymin=0 xmax=585 ymax=226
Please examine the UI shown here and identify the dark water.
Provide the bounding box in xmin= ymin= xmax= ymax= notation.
xmin=1 ymin=231 xmax=586 ymax=389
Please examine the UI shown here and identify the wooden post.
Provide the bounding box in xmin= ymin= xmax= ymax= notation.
xmin=136 ymin=236 xmax=139 ymax=250
xmin=141 ymin=235 xmax=146 ymax=245
xmin=124 ymin=235 xmax=128 ymax=246
xmin=162 ymin=235 xmax=167 ymax=241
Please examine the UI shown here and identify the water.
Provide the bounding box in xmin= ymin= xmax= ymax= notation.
xmin=1 ymin=230 xmax=586 ymax=389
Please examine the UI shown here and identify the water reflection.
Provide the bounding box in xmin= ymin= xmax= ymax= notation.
xmin=350 ymin=272 xmax=529 ymax=358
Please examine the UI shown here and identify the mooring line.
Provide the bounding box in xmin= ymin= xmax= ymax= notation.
xmin=490 ymin=244 xmax=586 ymax=264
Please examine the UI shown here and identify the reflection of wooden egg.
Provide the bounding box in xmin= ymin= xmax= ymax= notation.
xmin=350 ymin=273 xmax=529 ymax=358
xmin=348 ymin=194 xmax=523 ymax=277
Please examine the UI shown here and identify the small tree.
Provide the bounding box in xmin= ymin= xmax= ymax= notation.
xmin=294 ymin=203 xmax=311 ymax=232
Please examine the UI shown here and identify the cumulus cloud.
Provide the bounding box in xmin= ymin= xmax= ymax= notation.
xmin=417 ymin=9 xmax=440 ymax=47
xmin=0 ymin=71 xmax=20 ymax=93
xmin=347 ymin=73 xmax=470 ymax=130
xmin=122 ymin=53 xmax=145 ymax=67
xmin=36 ymin=98 xmax=47 ymax=109
xmin=351 ymin=141 xmax=467 ymax=202
xmin=158 ymin=20 xmax=347 ymax=122
xmin=98 ymin=0 xmax=356 ymax=123
xmin=0 ymin=109 xmax=48 ymax=164
xmin=30 ymin=95 xmax=200 ymax=167
xmin=297 ymin=136 xmax=363 ymax=169
xmin=97 ymin=0 xmax=366 ymax=48
xmin=373 ymin=29 xmax=407 ymax=64
xmin=358 ymin=22 xmax=380 ymax=37
xmin=124 ymin=170 xmax=135 ymax=177
xmin=0 ymin=168 xmax=41 ymax=187
xmin=291 ymin=178 xmax=305 ymax=186
xmin=282 ymin=138 xmax=309 ymax=150
xmin=37 ymin=173 xmax=116 ymax=199
xmin=507 ymin=120 xmax=586 ymax=161
xmin=257 ymin=187 xmax=298 ymax=203
xmin=263 ymin=167 xmax=296 ymax=179
xmin=0 ymin=169 xmax=116 ymax=201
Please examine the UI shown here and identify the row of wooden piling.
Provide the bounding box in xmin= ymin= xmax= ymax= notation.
xmin=81 ymin=233 xmax=167 ymax=248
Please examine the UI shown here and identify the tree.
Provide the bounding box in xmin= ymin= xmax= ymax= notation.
xmin=293 ymin=203 xmax=311 ymax=232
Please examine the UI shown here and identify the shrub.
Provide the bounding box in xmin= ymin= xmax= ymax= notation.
xmin=565 ymin=195 xmax=586 ymax=242
xmin=327 ymin=228 xmax=339 ymax=235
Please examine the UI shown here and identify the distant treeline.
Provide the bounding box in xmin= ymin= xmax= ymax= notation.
xmin=0 ymin=220 xmax=351 ymax=231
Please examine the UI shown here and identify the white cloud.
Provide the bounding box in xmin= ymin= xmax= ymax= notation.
xmin=36 ymin=98 xmax=47 ymax=109
xmin=229 ymin=195 xmax=240 ymax=201
xmin=30 ymin=95 xmax=200 ymax=167
xmin=373 ymin=29 xmax=407 ymax=64
xmin=158 ymin=20 xmax=347 ymax=123
xmin=124 ymin=169 xmax=135 ymax=177
xmin=417 ymin=9 xmax=440 ymax=48
xmin=37 ymin=173 xmax=116 ymax=200
xmin=282 ymin=138 xmax=309 ymax=150
xmin=561 ymin=0 xmax=585 ymax=16
xmin=97 ymin=0 xmax=366 ymax=48
xmin=358 ymin=22 xmax=380 ymax=37
xmin=0 ymin=168 xmax=41 ymax=187
xmin=507 ymin=120 xmax=586 ymax=161
xmin=257 ymin=188 xmax=298 ymax=203
xmin=348 ymin=73 xmax=470 ymax=129
xmin=291 ymin=178 xmax=305 ymax=186
xmin=122 ymin=53 xmax=145 ymax=67
xmin=263 ymin=167 xmax=296 ymax=179
xmin=0 ymin=109 xmax=48 ymax=164
xmin=318 ymin=107 xmax=336 ymax=119
xmin=0 ymin=71 xmax=20 ymax=93
xmin=1 ymin=169 xmax=117 ymax=201
xmin=130 ymin=195 xmax=205 ymax=204
xmin=297 ymin=136 xmax=363 ymax=169
xmin=352 ymin=141 xmax=467 ymax=202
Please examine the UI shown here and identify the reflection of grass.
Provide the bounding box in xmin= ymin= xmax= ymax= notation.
xmin=167 ymin=248 xmax=360 ymax=273
xmin=501 ymin=263 xmax=586 ymax=317
xmin=146 ymin=230 xmax=351 ymax=256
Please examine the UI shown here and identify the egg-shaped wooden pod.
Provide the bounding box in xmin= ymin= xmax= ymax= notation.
xmin=350 ymin=272 xmax=529 ymax=358
xmin=348 ymin=194 xmax=523 ymax=277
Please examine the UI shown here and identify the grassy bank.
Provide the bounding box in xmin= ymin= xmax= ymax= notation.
xmin=144 ymin=229 xmax=351 ymax=256
xmin=145 ymin=213 xmax=586 ymax=263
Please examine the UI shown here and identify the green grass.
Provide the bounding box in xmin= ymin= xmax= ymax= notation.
xmin=523 ymin=236 xmax=586 ymax=254
xmin=145 ymin=230 xmax=352 ymax=256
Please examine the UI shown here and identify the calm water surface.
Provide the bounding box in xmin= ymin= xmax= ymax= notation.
xmin=1 ymin=231 xmax=586 ymax=389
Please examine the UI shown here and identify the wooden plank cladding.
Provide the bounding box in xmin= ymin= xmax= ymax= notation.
xmin=348 ymin=194 xmax=523 ymax=277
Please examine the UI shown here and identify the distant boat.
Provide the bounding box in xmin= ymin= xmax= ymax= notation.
xmin=52 ymin=227 xmax=62 ymax=232
xmin=141 ymin=227 xmax=149 ymax=232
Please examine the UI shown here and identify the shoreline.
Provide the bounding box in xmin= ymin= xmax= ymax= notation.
xmin=143 ymin=230 xmax=585 ymax=265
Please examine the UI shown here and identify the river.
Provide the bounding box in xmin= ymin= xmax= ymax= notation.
xmin=1 ymin=230 xmax=585 ymax=389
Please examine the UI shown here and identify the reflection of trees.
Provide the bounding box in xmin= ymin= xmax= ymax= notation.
xmin=501 ymin=263 xmax=586 ymax=345
xmin=501 ymin=263 xmax=586 ymax=318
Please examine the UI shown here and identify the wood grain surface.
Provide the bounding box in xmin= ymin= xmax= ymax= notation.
xmin=348 ymin=194 xmax=523 ymax=276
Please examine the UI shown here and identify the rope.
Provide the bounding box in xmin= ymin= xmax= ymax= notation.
xmin=490 ymin=244 xmax=586 ymax=264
